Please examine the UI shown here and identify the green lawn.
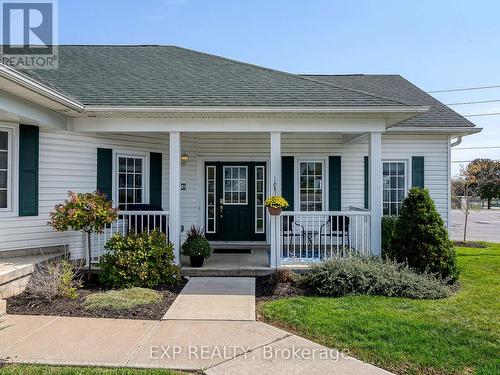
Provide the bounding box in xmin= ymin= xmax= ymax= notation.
xmin=259 ymin=243 xmax=500 ymax=375
xmin=0 ymin=365 xmax=183 ymax=375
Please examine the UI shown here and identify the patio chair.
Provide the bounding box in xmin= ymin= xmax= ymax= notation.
xmin=281 ymin=215 xmax=306 ymax=259
xmin=319 ymin=215 xmax=350 ymax=255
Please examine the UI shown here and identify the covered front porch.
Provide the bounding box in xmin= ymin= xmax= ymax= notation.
xmin=81 ymin=116 xmax=390 ymax=271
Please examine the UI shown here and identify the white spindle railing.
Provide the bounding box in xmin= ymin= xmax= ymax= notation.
xmin=280 ymin=211 xmax=371 ymax=264
xmin=89 ymin=210 xmax=169 ymax=265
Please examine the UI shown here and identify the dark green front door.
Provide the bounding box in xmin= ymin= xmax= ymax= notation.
xmin=205 ymin=162 xmax=266 ymax=242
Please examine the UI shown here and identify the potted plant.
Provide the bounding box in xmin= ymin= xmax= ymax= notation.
xmin=181 ymin=226 xmax=212 ymax=267
xmin=265 ymin=196 xmax=289 ymax=215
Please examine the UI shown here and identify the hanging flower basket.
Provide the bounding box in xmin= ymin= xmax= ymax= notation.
xmin=265 ymin=196 xmax=289 ymax=216
xmin=267 ymin=206 xmax=282 ymax=216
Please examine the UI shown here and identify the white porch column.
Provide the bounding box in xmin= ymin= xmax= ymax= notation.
xmin=369 ymin=132 xmax=382 ymax=256
xmin=270 ymin=131 xmax=282 ymax=267
xmin=169 ymin=131 xmax=181 ymax=264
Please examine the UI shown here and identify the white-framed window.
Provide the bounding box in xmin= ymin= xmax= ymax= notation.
xmin=0 ymin=127 xmax=12 ymax=212
xmin=116 ymin=153 xmax=147 ymax=210
xmin=255 ymin=165 xmax=265 ymax=233
xmin=223 ymin=166 xmax=248 ymax=205
xmin=206 ymin=165 xmax=216 ymax=233
xmin=298 ymin=160 xmax=325 ymax=212
xmin=383 ymin=161 xmax=407 ymax=216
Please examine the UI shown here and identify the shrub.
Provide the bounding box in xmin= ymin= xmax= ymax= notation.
xmin=25 ymin=259 xmax=82 ymax=300
xmin=381 ymin=216 xmax=398 ymax=257
xmin=181 ymin=225 xmax=212 ymax=258
xmin=301 ymin=257 xmax=449 ymax=299
xmin=99 ymin=230 xmax=180 ymax=288
xmin=84 ymin=287 xmax=161 ymax=311
xmin=392 ymin=187 xmax=459 ymax=281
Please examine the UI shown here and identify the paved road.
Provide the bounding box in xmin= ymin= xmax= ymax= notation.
xmin=451 ymin=209 xmax=500 ymax=243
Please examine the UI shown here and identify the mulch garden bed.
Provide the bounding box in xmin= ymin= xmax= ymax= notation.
xmin=6 ymin=278 xmax=187 ymax=320
xmin=452 ymin=241 xmax=487 ymax=248
xmin=255 ymin=271 xmax=307 ymax=303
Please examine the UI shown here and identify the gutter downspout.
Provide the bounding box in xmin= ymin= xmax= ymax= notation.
xmin=451 ymin=136 xmax=463 ymax=147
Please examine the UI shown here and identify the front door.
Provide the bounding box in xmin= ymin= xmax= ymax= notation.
xmin=205 ymin=162 xmax=266 ymax=241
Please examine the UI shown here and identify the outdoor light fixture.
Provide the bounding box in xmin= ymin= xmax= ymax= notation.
xmin=181 ymin=153 xmax=189 ymax=162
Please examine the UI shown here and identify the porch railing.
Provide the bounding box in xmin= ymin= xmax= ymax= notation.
xmin=280 ymin=211 xmax=371 ymax=264
xmin=89 ymin=210 xmax=169 ymax=265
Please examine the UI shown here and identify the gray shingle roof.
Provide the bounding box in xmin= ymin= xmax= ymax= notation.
xmin=17 ymin=45 xmax=412 ymax=106
xmin=13 ymin=46 xmax=475 ymax=129
xmin=301 ymin=74 xmax=475 ymax=128
xmin=18 ymin=45 xmax=406 ymax=107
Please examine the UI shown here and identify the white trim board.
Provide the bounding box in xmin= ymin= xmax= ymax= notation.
xmin=0 ymin=122 xmax=19 ymax=217
xmin=70 ymin=117 xmax=387 ymax=133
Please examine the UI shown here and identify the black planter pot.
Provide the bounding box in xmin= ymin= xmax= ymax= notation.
xmin=190 ymin=255 xmax=205 ymax=267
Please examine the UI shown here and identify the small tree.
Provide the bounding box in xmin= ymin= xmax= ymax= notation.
xmin=49 ymin=191 xmax=118 ymax=277
xmin=466 ymin=158 xmax=500 ymax=209
xmin=392 ymin=187 xmax=459 ymax=282
xmin=452 ymin=165 xmax=487 ymax=242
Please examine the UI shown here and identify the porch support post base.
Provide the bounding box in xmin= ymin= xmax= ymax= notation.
xmin=270 ymin=131 xmax=282 ymax=267
xmin=369 ymin=132 xmax=382 ymax=256
xmin=169 ymin=131 xmax=181 ymax=264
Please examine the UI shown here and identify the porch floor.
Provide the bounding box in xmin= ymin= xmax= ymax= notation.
xmin=181 ymin=250 xmax=273 ymax=277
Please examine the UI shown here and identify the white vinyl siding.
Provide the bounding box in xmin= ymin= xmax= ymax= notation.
xmin=0 ymin=129 xmax=169 ymax=259
xmin=0 ymin=130 xmax=451 ymax=258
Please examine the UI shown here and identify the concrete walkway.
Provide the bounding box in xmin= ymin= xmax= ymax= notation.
xmin=163 ymin=277 xmax=255 ymax=321
xmin=0 ymin=277 xmax=392 ymax=374
xmin=0 ymin=315 xmax=390 ymax=374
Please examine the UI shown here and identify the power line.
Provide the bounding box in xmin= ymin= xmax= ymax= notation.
xmin=463 ymin=112 xmax=500 ymax=117
xmin=428 ymin=85 xmax=500 ymax=93
xmin=446 ymin=99 xmax=500 ymax=106
xmin=452 ymin=159 xmax=500 ymax=163
xmin=452 ymin=146 xmax=500 ymax=150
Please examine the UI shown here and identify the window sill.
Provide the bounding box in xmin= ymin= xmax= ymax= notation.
xmin=0 ymin=211 xmax=20 ymax=218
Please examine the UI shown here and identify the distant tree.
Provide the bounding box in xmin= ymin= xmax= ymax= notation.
xmin=452 ymin=166 xmax=487 ymax=242
xmin=466 ymin=159 xmax=500 ymax=209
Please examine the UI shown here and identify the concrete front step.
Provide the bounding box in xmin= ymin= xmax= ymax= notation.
xmin=181 ymin=250 xmax=273 ymax=277
xmin=182 ymin=267 xmax=274 ymax=277
xmin=0 ymin=252 xmax=67 ymax=299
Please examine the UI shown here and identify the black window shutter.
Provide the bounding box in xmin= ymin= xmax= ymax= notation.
xmin=150 ymin=152 xmax=162 ymax=207
xmin=281 ymin=156 xmax=294 ymax=211
xmin=364 ymin=156 xmax=369 ymax=209
xmin=97 ymin=148 xmax=113 ymax=201
xmin=329 ymin=156 xmax=341 ymax=211
xmin=412 ymin=156 xmax=425 ymax=188
xmin=19 ymin=125 xmax=39 ymax=216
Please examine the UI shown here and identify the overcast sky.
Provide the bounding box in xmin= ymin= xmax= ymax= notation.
xmin=58 ymin=0 xmax=500 ymax=176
